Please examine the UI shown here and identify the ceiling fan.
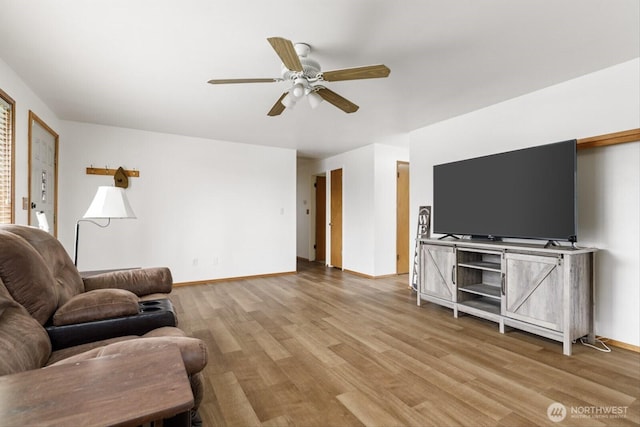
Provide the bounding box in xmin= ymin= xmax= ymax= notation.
xmin=207 ymin=37 xmax=391 ymax=116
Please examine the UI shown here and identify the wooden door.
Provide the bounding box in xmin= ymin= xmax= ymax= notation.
xmin=420 ymin=244 xmax=456 ymax=301
xmin=315 ymin=176 xmax=326 ymax=262
xmin=330 ymin=169 xmax=342 ymax=269
xmin=504 ymin=253 xmax=563 ymax=331
xmin=28 ymin=111 xmax=58 ymax=236
xmin=396 ymin=162 xmax=410 ymax=274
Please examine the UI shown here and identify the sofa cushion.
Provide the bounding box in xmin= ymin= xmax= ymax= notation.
xmin=0 ymin=230 xmax=58 ymax=324
xmin=0 ymin=225 xmax=84 ymax=307
xmin=0 ymin=284 xmax=52 ymax=375
xmin=53 ymin=289 xmax=140 ymax=326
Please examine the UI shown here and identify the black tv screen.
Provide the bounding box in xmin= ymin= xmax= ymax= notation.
xmin=433 ymin=139 xmax=577 ymax=242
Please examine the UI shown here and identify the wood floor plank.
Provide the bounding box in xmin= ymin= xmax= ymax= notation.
xmin=261 ymin=414 xmax=296 ymax=427
xmin=414 ymin=397 xmax=498 ymax=427
xmin=170 ymin=261 xmax=640 ymax=426
xmin=252 ymin=352 xmax=291 ymax=388
xmin=209 ymin=316 xmax=243 ymax=354
xmin=283 ymin=323 xmax=347 ymax=366
xmin=374 ymin=333 xmax=477 ymax=384
xmin=249 ymin=326 xmax=293 ymax=362
xmin=336 ymin=390 xmax=405 ymax=427
xmin=321 ymin=315 xmax=394 ymax=353
xmin=208 ymin=371 xmax=262 ymax=426
xmin=277 ymin=340 xmax=355 ymax=397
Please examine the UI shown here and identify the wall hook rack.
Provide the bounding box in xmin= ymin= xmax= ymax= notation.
xmin=86 ymin=166 xmax=140 ymax=178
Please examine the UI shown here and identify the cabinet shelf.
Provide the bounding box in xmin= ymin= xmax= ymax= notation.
xmin=458 ymin=283 xmax=501 ymax=300
xmin=457 ymin=297 xmax=501 ymax=316
xmin=458 ymin=261 xmax=501 ymax=272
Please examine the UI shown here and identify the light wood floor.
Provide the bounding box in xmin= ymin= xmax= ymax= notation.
xmin=170 ymin=261 xmax=639 ymax=427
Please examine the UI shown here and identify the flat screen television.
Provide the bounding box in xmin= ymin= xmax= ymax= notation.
xmin=433 ymin=139 xmax=577 ymax=243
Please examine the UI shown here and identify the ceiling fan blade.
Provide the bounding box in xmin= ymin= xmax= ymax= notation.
xmin=267 ymin=37 xmax=303 ymax=72
xmin=267 ymin=92 xmax=288 ymax=116
xmin=322 ymin=65 xmax=390 ymax=82
xmin=316 ymin=87 xmax=359 ymax=113
xmin=208 ymin=78 xmax=281 ymax=84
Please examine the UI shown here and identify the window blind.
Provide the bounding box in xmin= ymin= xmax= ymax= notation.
xmin=0 ymin=90 xmax=15 ymax=224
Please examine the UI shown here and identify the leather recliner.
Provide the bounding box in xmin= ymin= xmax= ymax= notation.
xmin=0 ymin=224 xmax=182 ymax=347
xmin=0 ymin=225 xmax=208 ymax=417
xmin=0 ymin=224 xmax=173 ymax=326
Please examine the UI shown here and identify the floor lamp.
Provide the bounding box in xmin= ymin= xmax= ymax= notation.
xmin=74 ymin=186 xmax=137 ymax=266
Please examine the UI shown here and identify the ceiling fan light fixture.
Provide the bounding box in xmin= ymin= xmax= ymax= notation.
xmin=292 ymin=83 xmax=305 ymax=98
xmin=308 ymin=91 xmax=324 ymax=109
xmin=291 ymin=77 xmax=307 ymax=98
xmin=281 ymin=92 xmax=297 ymax=109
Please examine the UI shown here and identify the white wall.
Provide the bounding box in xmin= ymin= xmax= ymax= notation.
xmin=578 ymin=143 xmax=639 ymax=345
xmin=296 ymin=157 xmax=312 ymax=259
xmin=320 ymin=144 xmax=376 ymax=274
xmin=374 ymin=144 xmax=411 ymax=275
xmin=410 ymin=59 xmax=640 ymax=346
xmin=58 ymin=121 xmax=297 ymax=283
xmin=0 ymin=58 xmax=61 ymax=226
xmin=301 ymin=142 xmax=409 ymax=276
xmin=3 ymin=57 xmax=296 ymax=284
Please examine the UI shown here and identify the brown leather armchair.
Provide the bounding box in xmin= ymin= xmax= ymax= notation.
xmin=0 ymin=225 xmax=178 ymax=347
xmin=0 ymin=225 xmax=208 ymax=420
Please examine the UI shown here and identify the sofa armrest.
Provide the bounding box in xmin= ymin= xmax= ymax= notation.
xmin=50 ymin=335 xmax=208 ymax=376
xmin=82 ymin=267 xmax=173 ymax=297
xmin=46 ymin=300 xmax=177 ymax=350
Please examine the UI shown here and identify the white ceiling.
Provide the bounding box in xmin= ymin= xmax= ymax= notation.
xmin=0 ymin=1 xmax=638 ymax=158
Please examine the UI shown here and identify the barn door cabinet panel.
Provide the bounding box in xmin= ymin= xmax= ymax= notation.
xmin=503 ymin=252 xmax=563 ymax=331
xmin=417 ymin=243 xmax=456 ymax=310
xmin=417 ymin=238 xmax=596 ymax=356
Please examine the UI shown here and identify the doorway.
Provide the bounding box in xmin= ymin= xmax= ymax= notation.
xmin=330 ymin=168 xmax=342 ymax=269
xmin=28 ymin=111 xmax=58 ymax=236
xmin=396 ymin=162 xmax=410 ymax=274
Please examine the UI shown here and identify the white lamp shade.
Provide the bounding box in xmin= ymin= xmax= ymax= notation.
xmin=83 ymin=186 xmax=136 ymax=219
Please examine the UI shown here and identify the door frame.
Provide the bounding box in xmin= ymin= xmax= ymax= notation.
xmin=28 ymin=111 xmax=59 ymax=236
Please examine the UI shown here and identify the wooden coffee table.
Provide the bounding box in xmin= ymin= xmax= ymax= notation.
xmin=0 ymin=345 xmax=193 ymax=426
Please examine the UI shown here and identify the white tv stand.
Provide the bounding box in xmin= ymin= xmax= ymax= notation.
xmin=417 ymin=238 xmax=597 ymax=355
